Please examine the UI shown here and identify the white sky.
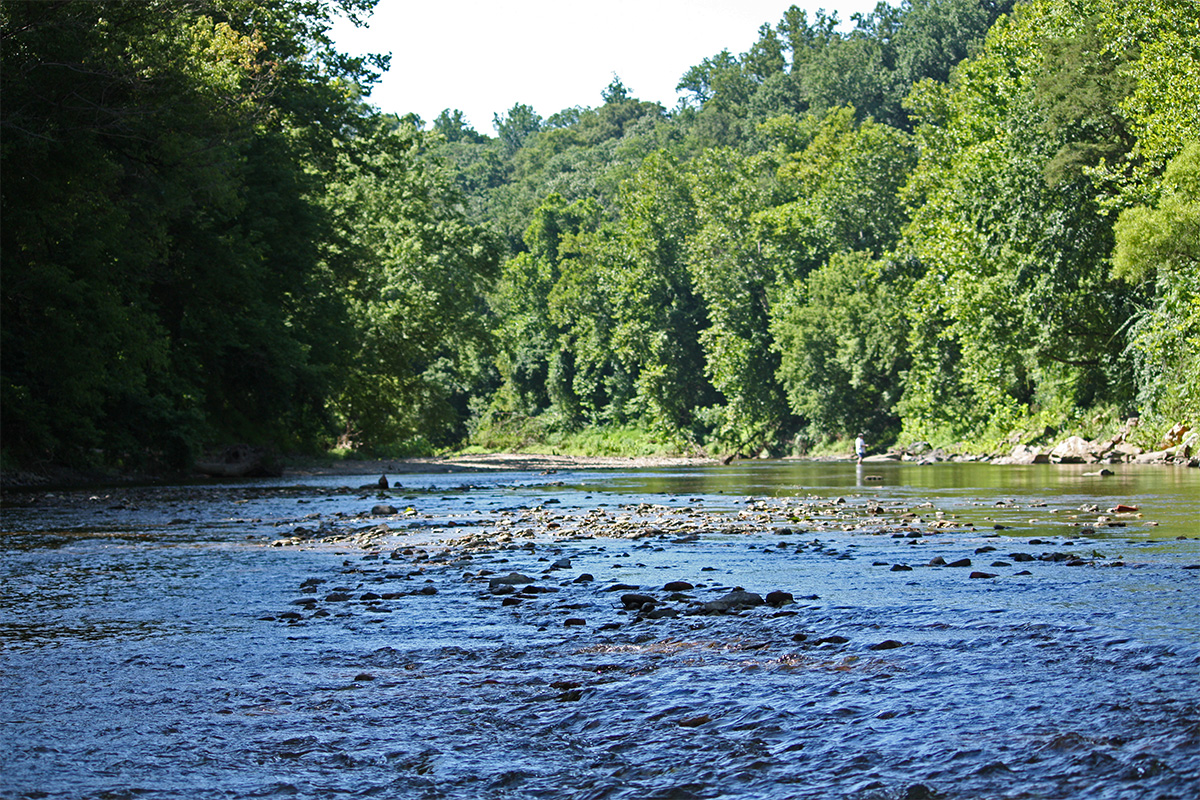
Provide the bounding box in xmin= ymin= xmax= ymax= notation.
xmin=329 ymin=1 xmax=884 ymax=133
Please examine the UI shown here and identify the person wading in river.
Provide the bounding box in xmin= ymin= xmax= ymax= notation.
xmin=855 ymin=432 xmax=866 ymax=464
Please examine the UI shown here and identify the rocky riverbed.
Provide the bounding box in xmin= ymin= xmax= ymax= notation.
xmin=3 ymin=462 xmax=1198 ymax=800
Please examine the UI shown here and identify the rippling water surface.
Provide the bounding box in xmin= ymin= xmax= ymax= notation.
xmin=2 ymin=462 xmax=1198 ymax=800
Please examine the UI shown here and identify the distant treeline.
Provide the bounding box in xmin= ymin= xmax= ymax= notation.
xmin=2 ymin=0 xmax=1196 ymax=470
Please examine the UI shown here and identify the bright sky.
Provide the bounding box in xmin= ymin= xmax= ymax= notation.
xmin=329 ymin=1 xmax=884 ymax=134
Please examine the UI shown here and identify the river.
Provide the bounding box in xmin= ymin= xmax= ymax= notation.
xmin=1 ymin=461 xmax=1197 ymax=799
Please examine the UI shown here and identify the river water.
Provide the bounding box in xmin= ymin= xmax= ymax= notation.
xmin=2 ymin=461 xmax=1197 ymax=800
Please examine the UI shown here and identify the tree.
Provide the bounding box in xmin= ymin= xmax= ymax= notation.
xmin=1112 ymin=142 xmax=1200 ymax=429
xmin=772 ymin=252 xmax=913 ymax=441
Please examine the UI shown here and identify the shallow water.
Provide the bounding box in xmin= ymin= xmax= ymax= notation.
xmin=2 ymin=462 xmax=1198 ymax=800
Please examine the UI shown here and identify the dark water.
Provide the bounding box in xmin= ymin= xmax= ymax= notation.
xmin=2 ymin=462 xmax=1198 ymax=800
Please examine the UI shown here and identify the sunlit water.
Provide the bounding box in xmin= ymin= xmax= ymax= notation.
xmin=2 ymin=462 xmax=1198 ymax=800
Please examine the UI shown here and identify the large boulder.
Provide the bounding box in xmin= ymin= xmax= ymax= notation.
xmin=997 ymin=445 xmax=1049 ymax=465
xmin=1050 ymin=436 xmax=1096 ymax=464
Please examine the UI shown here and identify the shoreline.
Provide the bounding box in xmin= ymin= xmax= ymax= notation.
xmin=3 ymin=441 xmax=1195 ymax=492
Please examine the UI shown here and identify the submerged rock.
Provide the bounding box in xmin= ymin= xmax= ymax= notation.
xmin=701 ymin=589 xmax=764 ymax=613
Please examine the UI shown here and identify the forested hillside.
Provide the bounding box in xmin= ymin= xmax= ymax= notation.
xmin=2 ymin=0 xmax=1197 ymax=471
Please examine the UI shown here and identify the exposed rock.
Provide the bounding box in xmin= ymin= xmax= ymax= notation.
xmin=664 ymin=581 xmax=695 ymax=591
xmin=701 ymin=589 xmax=764 ymax=613
xmin=765 ymin=590 xmax=794 ymax=607
xmin=489 ymin=572 xmax=535 ymax=588
xmin=371 ymin=504 xmax=398 ymax=516
xmin=969 ymin=571 xmax=998 ymax=579
xmin=997 ymin=444 xmax=1049 ymax=465
xmin=869 ymin=640 xmax=904 ymax=651
xmin=1163 ymin=422 xmax=1191 ymax=448
xmin=1050 ymin=436 xmax=1095 ymax=464
xmin=621 ymin=593 xmax=656 ymax=610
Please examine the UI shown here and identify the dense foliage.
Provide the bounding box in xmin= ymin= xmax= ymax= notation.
xmin=2 ymin=0 xmax=1196 ymax=470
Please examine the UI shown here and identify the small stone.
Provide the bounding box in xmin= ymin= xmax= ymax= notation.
xmin=890 ymin=564 xmax=913 ymax=572
xmin=489 ymin=572 xmax=535 ymax=588
xmin=621 ymin=593 xmax=656 ymax=610
xmin=869 ymin=640 xmax=904 ymax=651
xmin=678 ymin=715 xmax=711 ymax=727
xmin=765 ymin=590 xmax=794 ymax=607
xmin=969 ymin=571 xmax=997 ymax=579
xmin=816 ymin=635 xmax=849 ymax=645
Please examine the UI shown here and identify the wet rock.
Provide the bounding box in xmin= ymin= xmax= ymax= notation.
xmin=489 ymin=572 xmax=535 ymax=588
xmin=604 ymin=583 xmax=639 ymax=592
xmin=765 ymin=590 xmax=794 ymax=607
xmin=905 ymin=784 xmax=938 ymax=800
xmin=325 ymin=592 xmax=352 ymax=602
xmin=869 ymin=640 xmax=904 ymax=651
xmin=549 ymin=557 xmax=572 ymax=570
xmin=644 ymin=607 xmax=680 ymax=620
xmin=947 ymin=558 xmax=972 ymax=568
xmin=701 ymin=589 xmax=764 ymax=613
xmin=664 ymin=581 xmax=695 ymax=591
xmin=969 ymin=571 xmax=997 ymax=579
xmin=621 ymin=593 xmax=657 ymax=610
xmin=491 ymin=584 xmax=516 ymax=595
xmin=890 ymin=564 xmax=913 ymax=572
xmin=564 ymin=618 xmax=586 ymax=627
xmin=816 ymin=635 xmax=849 ymax=645
xmin=678 ymin=715 xmax=711 ymax=727
xmin=573 ymin=573 xmax=594 ymax=583
xmin=1009 ymin=552 xmax=1035 ymax=562
xmin=928 ymin=556 xmax=947 ymax=566
xmin=371 ymin=504 xmax=398 ymax=516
